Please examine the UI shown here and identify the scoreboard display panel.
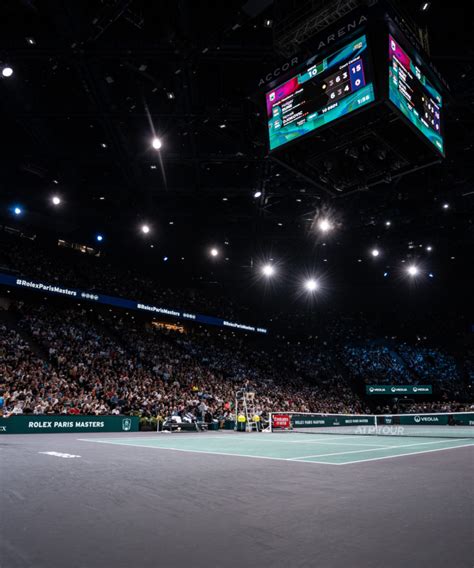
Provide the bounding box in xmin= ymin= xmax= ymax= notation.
xmin=266 ymin=35 xmax=375 ymax=151
xmin=388 ymin=34 xmax=444 ymax=155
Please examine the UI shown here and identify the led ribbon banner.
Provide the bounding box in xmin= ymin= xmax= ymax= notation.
xmin=0 ymin=272 xmax=268 ymax=334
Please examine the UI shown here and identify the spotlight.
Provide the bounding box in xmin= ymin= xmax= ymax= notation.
xmin=305 ymin=278 xmax=319 ymax=292
xmin=426 ymin=245 xmax=432 ymax=252
xmin=442 ymin=203 xmax=449 ymax=209
xmin=421 ymin=2 xmax=430 ymax=11
xmin=13 ymin=206 xmax=22 ymax=215
xmin=262 ymin=264 xmax=275 ymax=277
xmin=254 ymin=191 xmax=262 ymax=198
xmin=141 ymin=224 xmax=150 ymax=234
xmin=383 ymin=272 xmax=389 ymax=277
xmin=407 ymin=265 xmax=419 ymax=277
xmin=385 ymin=221 xmax=391 ymax=227
xmin=210 ymin=248 xmax=219 ymax=257
xmin=264 ymin=18 xmax=273 ymax=28
xmin=52 ymin=196 xmax=61 ymax=205
xmin=166 ymin=92 xmax=175 ymax=100
xmin=429 ymin=273 xmax=434 ymax=278
xmin=318 ymin=219 xmax=332 ymax=233
xmin=219 ymin=123 xmax=226 ymax=129
xmin=163 ymin=256 xmax=168 ymax=262
xmin=96 ymin=234 xmax=103 ymax=242
xmin=151 ymin=137 xmax=162 ymax=150
xmin=2 ymin=66 xmax=13 ymax=78
xmin=371 ymin=248 xmax=380 ymax=257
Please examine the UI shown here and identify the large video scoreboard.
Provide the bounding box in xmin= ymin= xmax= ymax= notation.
xmin=388 ymin=34 xmax=444 ymax=156
xmin=266 ymin=35 xmax=375 ymax=151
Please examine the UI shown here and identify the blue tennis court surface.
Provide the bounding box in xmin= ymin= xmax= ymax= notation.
xmin=79 ymin=432 xmax=474 ymax=465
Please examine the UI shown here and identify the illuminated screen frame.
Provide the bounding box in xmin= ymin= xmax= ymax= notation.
xmin=266 ymin=34 xmax=376 ymax=152
xmin=388 ymin=34 xmax=444 ymax=156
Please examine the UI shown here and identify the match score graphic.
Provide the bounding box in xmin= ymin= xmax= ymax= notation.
xmin=388 ymin=34 xmax=444 ymax=155
xmin=266 ymin=35 xmax=375 ymax=151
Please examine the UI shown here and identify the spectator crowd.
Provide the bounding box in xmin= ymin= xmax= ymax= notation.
xmin=0 ymin=301 xmax=471 ymax=423
xmin=0 ymin=232 xmax=472 ymax=423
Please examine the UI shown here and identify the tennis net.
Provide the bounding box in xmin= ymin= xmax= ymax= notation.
xmin=269 ymin=411 xmax=474 ymax=438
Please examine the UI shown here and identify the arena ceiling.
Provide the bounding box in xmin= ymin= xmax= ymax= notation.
xmin=0 ymin=0 xmax=472 ymax=304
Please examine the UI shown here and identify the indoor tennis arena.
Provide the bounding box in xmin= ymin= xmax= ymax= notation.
xmin=0 ymin=0 xmax=473 ymax=567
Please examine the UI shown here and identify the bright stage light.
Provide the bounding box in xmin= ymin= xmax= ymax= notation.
xmin=254 ymin=191 xmax=262 ymax=198
xmin=2 ymin=67 xmax=13 ymax=78
xmin=141 ymin=224 xmax=150 ymax=234
xmin=151 ymin=137 xmax=162 ymax=150
xmin=13 ymin=206 xmax=22 ymax=215
xmin=318 ymin=219 xmax=332 ymax=233
xmin=426 ymin=245 xmax=432 ymax=252
xmin=371 ymin=248 xmax=380 ymax=257
xmin=305 ymin=278 xmax=319 ymax=292
xmin=442 ymin=203 xmax=449 ymax=209
xmin=385 ymin=221 xmax=391 ymax=227
xmin=210 ymin=248 xmax=219 ymax=257
xmin=52 ymin=196 xmax=61 ymax=205
xmin=96 ymin=234 xmax=103 ymax=242
xmin=262 ymin=264 xmax=275 ymax=277
xmin=407 ymin=265 xmax=419 ymax=277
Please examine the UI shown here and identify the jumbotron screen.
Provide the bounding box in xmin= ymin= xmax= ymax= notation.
xmin=266 ymin=35 xmax=375 ymax=151
xmin=389 ymin=35 xmax=444 ymax=155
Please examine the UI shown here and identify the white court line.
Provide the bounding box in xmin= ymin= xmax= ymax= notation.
xmin=78 ymin=437 xmax=474 ymax=466
xmin=77 ymin=439 xmax=333 ymax=464
xmin=39 ymin=451 xmax=81 ymax=459
xmin=324 ymin=443 xmax=474 ymax=465
xmin=83 ymin=434 xmax=390 ymax=448
xmin=217 ymin=436 xmax=389 ymax=447
xmin=287 ymin=438 xmax=469 ymax=460
xmin=167 ymin=435 xmax=389 ymax=448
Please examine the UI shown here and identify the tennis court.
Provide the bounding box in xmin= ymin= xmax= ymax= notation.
xmin=79 ymin=431 xmax=474 ymax=465
xmin=2 ymin=429 xmax=473 ymax=568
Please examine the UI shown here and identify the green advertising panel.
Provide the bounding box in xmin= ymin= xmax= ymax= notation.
xmin=366 ymin=385 xmax=432 ymax=395
xmin=379 ymin=413 xmax=474 ymax=427
xmin=291 ymin=415 xmax=375 ymax=428
xmin=0 ymin=415 xmax=139 ymax=434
